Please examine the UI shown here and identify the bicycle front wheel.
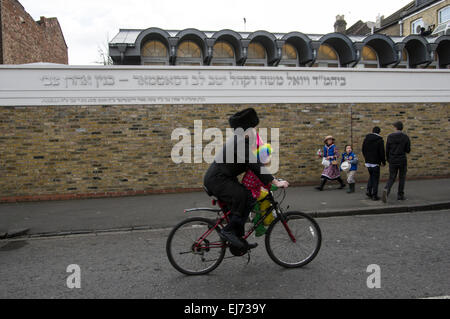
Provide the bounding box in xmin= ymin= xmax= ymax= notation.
xmin=265 ymin=211 xmax=321 ymax=268
xmin=166 ymin=217 xmax=226 ymax=275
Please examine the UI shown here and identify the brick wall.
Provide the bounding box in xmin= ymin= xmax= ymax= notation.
xmin=0 ymin=0 xmax=68 ymax=64
xmin=0 ymin=103 xmax=449 ymax=202
xmin=377 ymin=23 xmax=401 ymax=37
xmin=0 ymin=0 xmax=3 ymax=64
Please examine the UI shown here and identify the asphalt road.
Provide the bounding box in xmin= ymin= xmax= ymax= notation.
xmin=0 ymin=210 xmax=449 ymax=299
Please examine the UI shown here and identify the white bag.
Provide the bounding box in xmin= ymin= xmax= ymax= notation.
xmin=322 ymin=158 xmax=330 ymax=168
xmin=340 ymin=161 xmax=351 ymax=172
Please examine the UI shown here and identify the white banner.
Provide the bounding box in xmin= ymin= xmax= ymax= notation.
xmin=0 ymin=65 xmax=449 ymax=106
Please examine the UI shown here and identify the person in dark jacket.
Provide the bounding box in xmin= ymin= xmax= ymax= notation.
xmin=203 ymin=108 xmax=289 ymax=249
xmin=362 ymin=127 xmax=386 ymax=200
xmin=382 ymin=121 xmax=411 ymax=202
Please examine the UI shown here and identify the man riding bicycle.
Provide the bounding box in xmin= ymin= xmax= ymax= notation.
xmin=203 ymin=108 xmax=289 ymax=249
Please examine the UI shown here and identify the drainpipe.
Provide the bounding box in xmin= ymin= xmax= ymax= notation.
xmin=399 ymin=20 xmax=404 ymax=37
xmin=239 ymin=39 xmax=250 ymax=66
xmin=351 ymin=43 xmax=364 ymax=68
xmin=391 ymin=43 xmax=404 ymax=68
xmin=117 ymin=44 xmax=127 ymax=64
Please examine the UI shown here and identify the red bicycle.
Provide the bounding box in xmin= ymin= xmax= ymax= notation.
xmin=166 ymin=184 xmax=322 ymax=275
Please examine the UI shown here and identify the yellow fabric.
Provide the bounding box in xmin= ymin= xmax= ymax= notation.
xmin=260 ymin=199 xmax=273 ymax=226
xmin=257 ymin=188 xmax=269 ymax=201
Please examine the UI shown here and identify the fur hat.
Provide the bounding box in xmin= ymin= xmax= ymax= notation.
xmin=229 ymin=108 xmax=259 ymax=130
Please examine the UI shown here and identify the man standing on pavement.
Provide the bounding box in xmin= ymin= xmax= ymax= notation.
xmin=362 ymin=127 xmax=386 ymax=201
xmin=383 ymin=121 xmax=411 ymax=203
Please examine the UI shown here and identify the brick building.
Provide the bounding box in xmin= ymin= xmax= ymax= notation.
xmin=376 ymin=0 xmax=450 ymax=37
xmin=0 ymin=0 xmax=68 ymax=64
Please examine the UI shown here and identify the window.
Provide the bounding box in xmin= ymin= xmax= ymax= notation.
xmin=279 ymin=43 xmax=298 ymax=67
xmin=361 ymin=45 xmax=379 ymax=68
xmin=211 ymin=41 xmax=235 ymax=66
xmin=141 ymin=40 xmax=169 ymax=65
xmin=176 ymin=40 xmax=203 ymax=65
xmin=245 ymin=42 xmax=267 ymax=66
xmin=411 ymin=18 xmax=424 ymax=35
xmin=313 ymin=44 xmax=339 ymax=67
xmin=438 ymin=6 xmax=450 ymax=24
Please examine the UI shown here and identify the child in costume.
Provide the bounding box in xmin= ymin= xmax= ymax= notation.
xmin=316 ymin=135 xmax=346 ymax=191
xmin=241 ymin=135 xmax=275 ymax=236
xmin=340 ymin=145 xmax=358 ymax=193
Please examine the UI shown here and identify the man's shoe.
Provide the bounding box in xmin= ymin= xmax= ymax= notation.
xmin=372 ymin=196 xmax=380 ymax=201
xmin=366 ymin=192 xmax=373 ymax=199
xmin=247 ymin=242 xmax=258 ymax=249
xmin=219 ymin=229 xmax=244 ymax=249
xmin=397 ymin=195 xmax=406 ymax=201
xmin=382 ymin=189 xmax=388 ymax=203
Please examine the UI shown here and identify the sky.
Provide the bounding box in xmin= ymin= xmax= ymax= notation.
xmin=19 ymin=0 xmax=411 ymax=65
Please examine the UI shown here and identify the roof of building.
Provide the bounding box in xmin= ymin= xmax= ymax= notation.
xmin=376 ymin=0 xmax=442 ymax=32
xmin=345 ymin=20 xmax=372 ymax=36
xmin=109 ymin=28 xmax=405 ymax=46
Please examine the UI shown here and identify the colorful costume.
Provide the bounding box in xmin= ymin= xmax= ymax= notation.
xmin=316 ymin=136 xmax=346 ymax=191
xmin=321 ymin=144 xmax=341 ymax=180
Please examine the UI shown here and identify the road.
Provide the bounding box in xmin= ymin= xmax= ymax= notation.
xmin=0 ymin=210 xmax=449 ymax=299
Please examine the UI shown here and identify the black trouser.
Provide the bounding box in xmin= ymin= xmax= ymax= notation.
xmin=366 ymin=166 xmax=380 ymax=197
xmin=385 ymin=163 xmax=407 ymax=196
xmin=204 ymin=172 xmax=253 ymax=237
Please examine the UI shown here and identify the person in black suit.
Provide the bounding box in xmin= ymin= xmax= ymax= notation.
xmin=362 ymin=127 xmax=386 ymax=201
xmin=383 ymin=121 xmax=411 ymax=202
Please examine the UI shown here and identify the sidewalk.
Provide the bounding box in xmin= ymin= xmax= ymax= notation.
xmin=0 ymin=178 xmax=449 ymax=238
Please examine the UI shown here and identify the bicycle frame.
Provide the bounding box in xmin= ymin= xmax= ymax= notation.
xmin=186 ymin=189 xmax=297 ymax=250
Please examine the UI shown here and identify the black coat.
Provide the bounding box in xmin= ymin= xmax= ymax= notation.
xmin=203 ymin=134 xmax=274 ymax=216
xmin=386 ymin=132 xmax=411 ymax=165
xmin=204 ymin=134 xmax=274 ymax=186
xmin=362 ymin=133 xmax=386 ymax=166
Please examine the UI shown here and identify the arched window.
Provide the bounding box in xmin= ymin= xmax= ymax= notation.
xmin=279 ymin=43 xmax=298 ymax=67
xmin=245 ymin=42 xmax=267 ymax=66
xmin=313 ymin=44 xmax=339 ymax=67
xmin=141 ymin=40 xmax=169 ymax=65
xmin=211 ymin=41 xmax=235 ymax=66
xmin=361 ymin=45 xmax=378 ymax=68
xmin=396 ymin=49 xmax=409 ymax=68
xmin=176 ymin=40 xmax=203 ymax=65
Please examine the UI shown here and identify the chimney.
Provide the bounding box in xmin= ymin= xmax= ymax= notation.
xmin=376 ymin=14 xmax=384 ymax=28
xmin=334 ymin=15 xmax=347 ymax=33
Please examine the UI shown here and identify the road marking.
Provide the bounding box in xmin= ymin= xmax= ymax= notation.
xmin=421 ymin=296 xmax=450 ymax=299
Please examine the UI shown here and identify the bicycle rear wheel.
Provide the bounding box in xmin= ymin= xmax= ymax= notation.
xmin=166 ymin=217 xmax=226 ymax=275
xmin=265 ymin=211 xmax=321 ymax=268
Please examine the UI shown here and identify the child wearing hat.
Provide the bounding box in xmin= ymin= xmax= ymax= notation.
xmin=241 ymin=138 xmax=274 ymax=236
xmin=315 ymin=136 xmax=346 ymax=191
xmin=340 ymin=145 xmax=358 ymax=193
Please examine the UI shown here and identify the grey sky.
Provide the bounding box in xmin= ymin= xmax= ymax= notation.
xmin=19 ymin=0 xmax=410 ymax=65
